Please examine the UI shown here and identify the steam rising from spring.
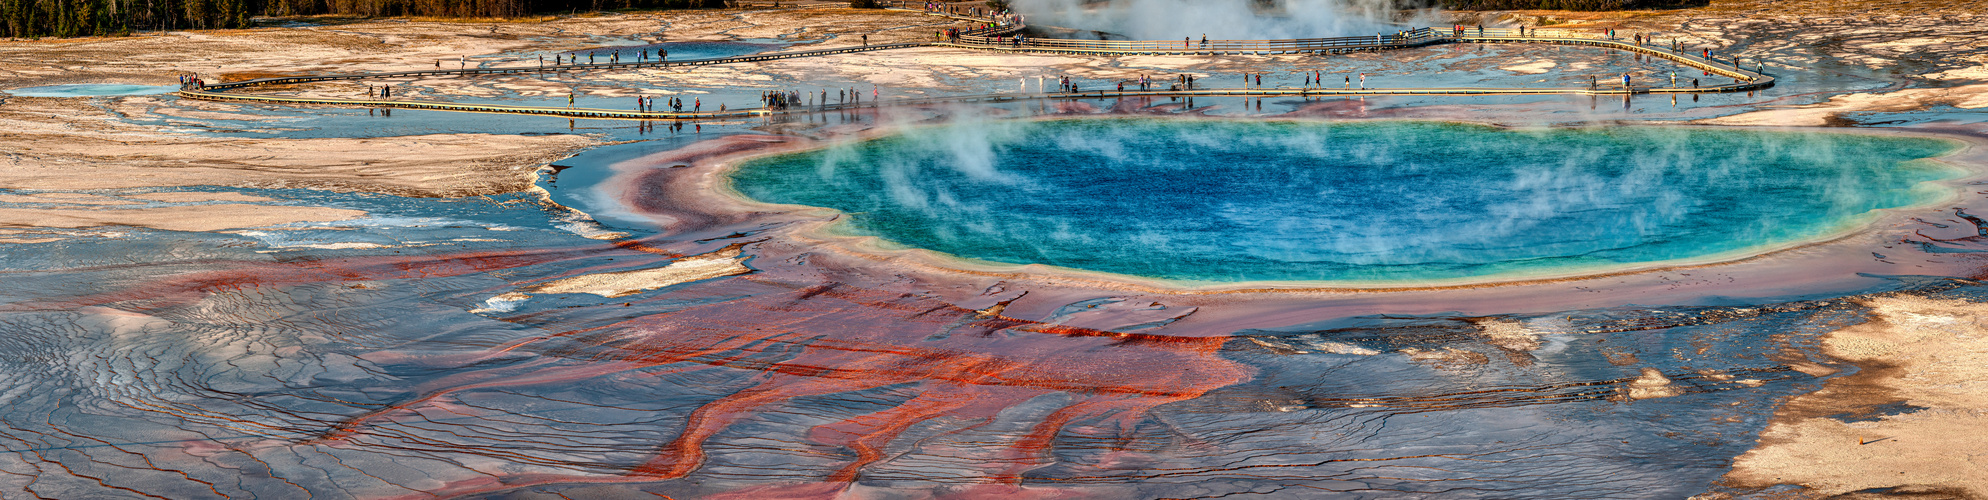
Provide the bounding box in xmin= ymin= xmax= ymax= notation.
xmin=731 ymin=119 xmax=1961 ymax=283
xmin=1011 ymin=0 xmax=1412 ymax=40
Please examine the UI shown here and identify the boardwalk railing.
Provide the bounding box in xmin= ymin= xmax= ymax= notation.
xmin=176 ymin=5 xmax=1772 ymax=120
xmin=191 ymin=41 xmax=931 ymax=93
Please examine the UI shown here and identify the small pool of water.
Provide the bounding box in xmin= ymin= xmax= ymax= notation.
xmin=8 ymin=84 xmax=178 ymax=97
xmin=729 ymin=119 xmax=1964 ymax=284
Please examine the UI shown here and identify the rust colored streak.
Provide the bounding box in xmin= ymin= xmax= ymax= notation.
xmin=812 ymin=388 xmax=997 ymax=482
xmin=401 ymin=279 xmax=1252 ymax=498
xmin=600 ymin=282 xmax=1250 ymax=483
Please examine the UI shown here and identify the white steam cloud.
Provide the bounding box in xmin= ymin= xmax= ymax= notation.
xmin=1012 ymin=0 xmax=1416 ymax=40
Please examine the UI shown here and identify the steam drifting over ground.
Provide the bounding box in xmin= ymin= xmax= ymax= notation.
xmin=1012 ymin=0 xmax=1415 ymax=39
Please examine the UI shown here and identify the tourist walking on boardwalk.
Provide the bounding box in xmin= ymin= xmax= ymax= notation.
xmin=862 ymin=34 xmax=869 ymax=46
xmin=568 ymin=92 xmax=574 ymax=108
xmin=1359 ymin=73 xmax=1366 ymax=89
xmin=1344 ymin=75 xmax=1350 ymax=89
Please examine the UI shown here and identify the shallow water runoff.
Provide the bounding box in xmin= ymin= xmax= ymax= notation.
xmin=731 ymin=119 xmax=1962 ymax=284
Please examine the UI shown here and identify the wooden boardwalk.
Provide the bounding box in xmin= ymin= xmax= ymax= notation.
xmin=177 ymin=6 xmax=1771 ymax=121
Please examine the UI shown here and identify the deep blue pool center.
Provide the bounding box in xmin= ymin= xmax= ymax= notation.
xmin=729 ymin=119 xmax=1961 ymax=283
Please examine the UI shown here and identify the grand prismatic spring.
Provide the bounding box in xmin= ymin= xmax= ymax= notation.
xmin=3 ymin=0 xmax=1988 ymax=498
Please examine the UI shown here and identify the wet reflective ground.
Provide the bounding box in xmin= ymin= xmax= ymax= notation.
xmin=8 ymin=180 xmax=1987 ymax=498
xmin=5 ymin=29 xmax=1988 ymax=499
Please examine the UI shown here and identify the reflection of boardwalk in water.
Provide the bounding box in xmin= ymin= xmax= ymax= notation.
xmin=176 ymin=4 xmax=1773 ymax=121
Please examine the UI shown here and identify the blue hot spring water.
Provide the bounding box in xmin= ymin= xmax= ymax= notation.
xmin=729 ymin=120 xmax=1962 ymax=283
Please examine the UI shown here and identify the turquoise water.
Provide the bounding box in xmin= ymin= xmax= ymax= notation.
xmin=730 ymin=120 xmax=1962 ymax=283
xmin=8 ymin=84 xmax=177 ymax=97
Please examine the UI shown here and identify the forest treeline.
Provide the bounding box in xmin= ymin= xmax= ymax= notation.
xmin=0 ymin=0 xmax=724 ymax=38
